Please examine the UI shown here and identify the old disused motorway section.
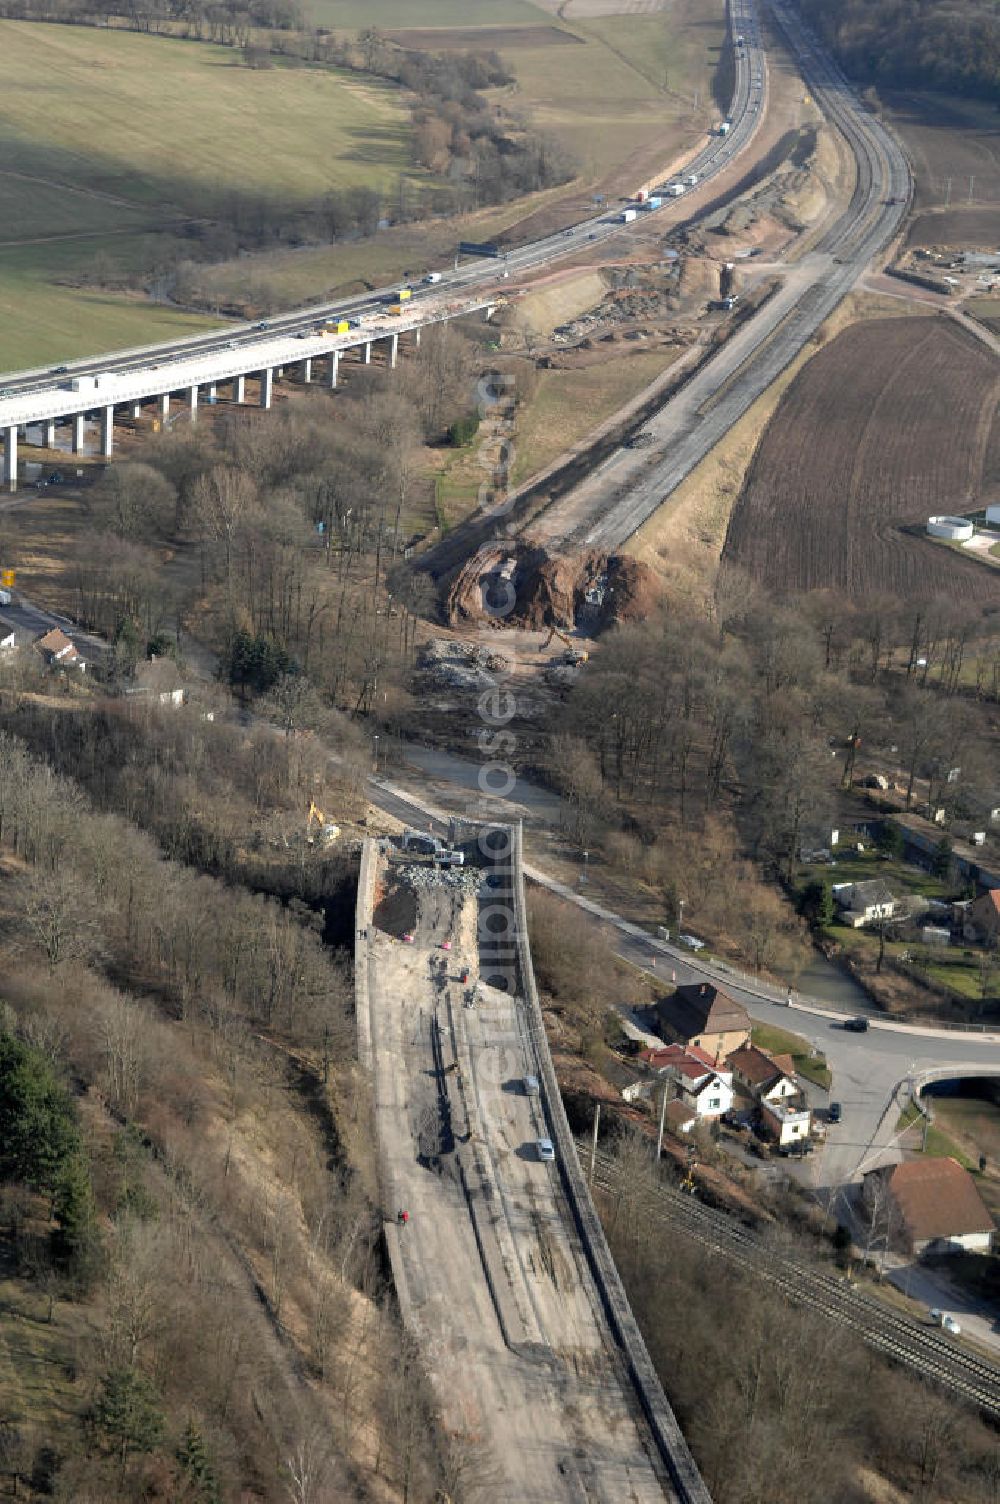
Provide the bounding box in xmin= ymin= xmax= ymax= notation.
xmin=355 ymin=827 xmax=709 ymax=1503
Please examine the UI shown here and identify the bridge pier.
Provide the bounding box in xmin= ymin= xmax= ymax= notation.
xmin=207 ymin=382 xmax=217 ymax=401
xmin=43 ymin=419 xmax=57 ymax=448
xmin=414 ymin=326 xmax=421 ymax=348
xmin=158 ymin=393 xmax=170 ymax=419
xmin=232 ymin=374 xmax=245 ymax=404
xmin=129 ymin=402 xmax=142 ymax=421
xmin=72 ymin=414 xmax=86 ymax=454
xmin=364 ymin=341 xmax=372 ymax=365
xmin=188 ymin=385 xmax=199 ymax=422
xmin=301 ymin=357 xmax=312 ymax=384
xmin=100 ymin=406 xmax=114 ymax=458
xmin=3 ymin=426 xmax=16 ymax=492
xmin=327 ymin=351 xmax=339 ymax=389
xmin=389 ymin=333 xmax=399 ymax=370
xmin=259 ymin=367 xmax=273 ymax=409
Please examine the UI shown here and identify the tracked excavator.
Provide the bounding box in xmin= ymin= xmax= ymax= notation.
xmin=539 ymin=623 xmax=588 ymax=666
xmin=307 ymin=800 xmax=340 ymax=846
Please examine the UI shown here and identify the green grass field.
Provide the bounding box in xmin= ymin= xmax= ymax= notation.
xmin=304 ymin=0 xmax=545 ymax=25
xmin=0 ymin=0 xmax=725 ymax=368
xmin=0 ymin=20 xmax=410 ymax=369
xmin=511 ymin=349 xmax=683 ymax=485
xmin=751 ymin=1022 xmax=831 ymax=1090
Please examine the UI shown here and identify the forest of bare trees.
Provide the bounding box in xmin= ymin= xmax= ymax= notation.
xmin=542 ymin=584 xmax=1000 ymax=986
xmin=0 ymin=691 xmax=460 ymax=1502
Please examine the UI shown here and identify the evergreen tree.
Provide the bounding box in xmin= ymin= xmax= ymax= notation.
xmin=93 ymin=1368 xmax=164 ymax=1470
xmin=0 ymin=1031 xmax=79 ymax=1194
xmin=177 ymin=1418 xmax=220 ymax=1502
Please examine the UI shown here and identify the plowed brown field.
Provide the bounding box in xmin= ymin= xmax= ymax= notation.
xmin=722 ymin=318 xmax=1000 ymax=606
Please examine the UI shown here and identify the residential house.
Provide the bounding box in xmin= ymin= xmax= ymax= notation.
xmin=654 ymin=982 xmax=752 ymax=1062
xmin=760 ymin=1099 xmax=811 ymax=1147
xmin=727 ymin=1044 xmax=802 ymax=1108
xmin=862 ymin=1157 xmax=994 ymax=1256
xmin=968 ymin=889 xmax=1000 ymax=947
xmin=638 ymin=1043 xmax=734 ymax=1120
xmin=832 ymin=879 xmax=897 ymax=928
xmin=35 ymin=627 xmax=85 ymax=671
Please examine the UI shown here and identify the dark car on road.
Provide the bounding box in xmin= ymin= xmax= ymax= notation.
xmin=828 ymin=1102 xmax=843 ymax=1123
xmin=843 ymin=1016 xmax=870 ymax=1033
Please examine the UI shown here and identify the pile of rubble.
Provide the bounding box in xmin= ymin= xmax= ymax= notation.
xmin=417 ymin=638 xmax=511 ymax=691
xmin=398 ymin=863 xmax=485 ymax=895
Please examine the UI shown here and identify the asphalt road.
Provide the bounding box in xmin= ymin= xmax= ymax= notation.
xmin=0 ymin=0 xmax=764 ymax=406
xmin=528 ymin=0 xmax=913 ymax=551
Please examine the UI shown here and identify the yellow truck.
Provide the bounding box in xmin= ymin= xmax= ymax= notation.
xmin=321 ymin=319 xmax=350 ymax=335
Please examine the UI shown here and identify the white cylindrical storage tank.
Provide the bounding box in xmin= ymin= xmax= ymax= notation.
xmin=927 ymin=515 xmax=974 ymax=541
xmin=986 ymin=502 xmax=1000 ymax=526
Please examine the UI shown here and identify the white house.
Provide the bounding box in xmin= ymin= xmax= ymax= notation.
xmin=760 ymin=1099 xmax=811 ymax=1147
xmin=832 ymin=879 xmax=897 ymax=928
xmin=639 ymin=1043 xmax=734 ymax=1119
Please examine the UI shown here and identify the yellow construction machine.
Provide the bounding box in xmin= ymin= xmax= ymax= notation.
xmin=539 ymin=623 xmax=588 ymax=665
xmin=306 ymin=801 xmax=340 ymax=846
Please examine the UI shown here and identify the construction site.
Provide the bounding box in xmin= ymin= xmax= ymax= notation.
xmin=356 ymin=827 xmax=702 ymax=1503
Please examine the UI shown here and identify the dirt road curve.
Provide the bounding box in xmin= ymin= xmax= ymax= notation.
xmin=360 ymin=854 xmax=673 ymax=1502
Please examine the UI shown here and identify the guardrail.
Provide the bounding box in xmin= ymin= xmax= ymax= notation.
xmin=507 ymin=820 xmax=711 ymax=1504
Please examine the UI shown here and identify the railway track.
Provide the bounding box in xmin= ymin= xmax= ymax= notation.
xmin=582 ymin=1143 xmax=1000 ymax=1417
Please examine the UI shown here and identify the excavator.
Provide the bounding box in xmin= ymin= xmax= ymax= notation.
xmin=306 ymin=800 xmax=340 ymax=846
xmin=539 ymin=623 xmax=588 ymax=666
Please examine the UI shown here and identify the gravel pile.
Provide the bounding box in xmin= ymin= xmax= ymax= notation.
xmin=400 ymin=864 xmax=485 ymax=895
xmin=418 ymin=638 xmax=511 ymax=691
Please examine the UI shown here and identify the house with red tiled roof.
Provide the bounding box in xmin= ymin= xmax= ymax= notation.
xmin=969 ymin=889 xmax=1000 ymax=946
xmin=35 ymin=627 xmax=85 ymax=671
xmin=863 ymin=1157 xmax=995 ymax=1256
xmin=638 ymin=1042 xmax=733 ymax=1120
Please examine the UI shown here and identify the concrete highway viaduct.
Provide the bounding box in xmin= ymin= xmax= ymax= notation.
xmin=0 ymin=295 xmax=497 ymax=486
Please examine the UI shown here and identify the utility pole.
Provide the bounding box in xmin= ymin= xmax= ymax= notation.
xmin=944 ymin=176 xmax=952 ymax=208
xmin=656 ymin=1084 xmax=668 ymax=1163
xmin=968 ymin=175 xmax=975 ymax=204
xmin=589 ymin=1102 xmax=601 ymax=1186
